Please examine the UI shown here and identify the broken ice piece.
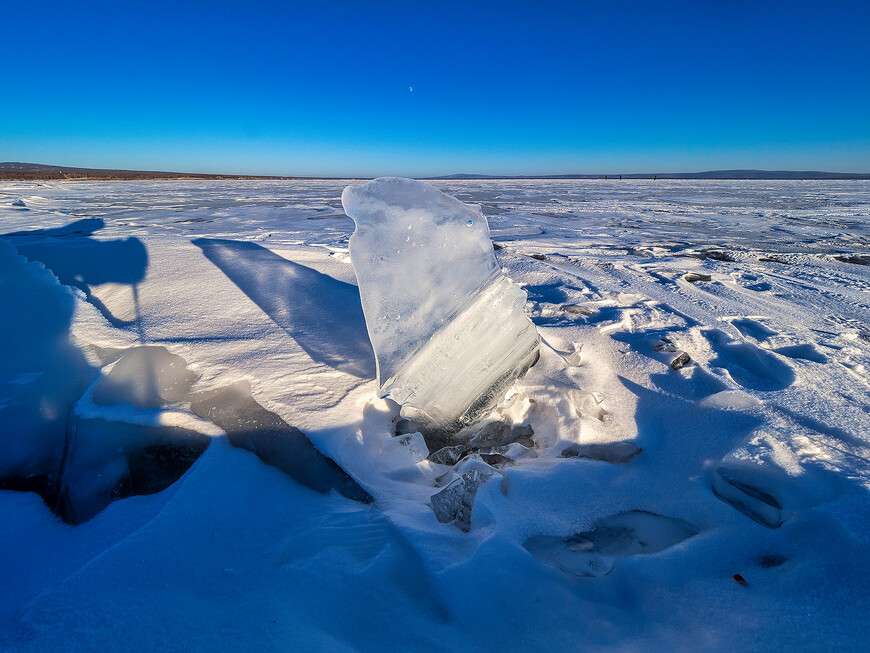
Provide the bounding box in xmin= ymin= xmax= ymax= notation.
xmin=428 ymin=444 xmax=469 ymax=466
xmin=466 ymin=421 xmax=534 ymax=448
xmin=429 ymin=459 xmax=495 ymax=531
xmin=712 ymin=466 xmax=784 ymax=528
xmin=561 ymin=304 xmax=597 ymax=316
xmin=380 ymin=432 xmax=429 ymax=469
xmin=342 ymin=178 xmax=540 ymax=434
xmin=479 ymin=453 xmax=512 ymax=468
xmin=670 ymin=351 xmax=692 ymax=370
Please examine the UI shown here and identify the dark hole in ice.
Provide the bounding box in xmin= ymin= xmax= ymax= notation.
xmin=0 ymin=474 xmax=56 ymax=505
xmin=54 ymin=419 xmax=211 ymax=525
xmin=125 ymin=444 xmax=207 ymax=496
xmin=467 ymin=421 xmax=521 ymax=448
xmin=189 ymin=381 xmax=372 ymax=503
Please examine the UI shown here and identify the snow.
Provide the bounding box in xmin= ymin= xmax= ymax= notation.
xmin=342 ymin=177 xmax=539 ymax=432
xmin=1 ymin=178 xmax=870 ymax=650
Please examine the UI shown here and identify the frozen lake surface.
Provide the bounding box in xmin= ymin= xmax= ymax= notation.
xmin=2 ymin=179 xmax=869 ymax=650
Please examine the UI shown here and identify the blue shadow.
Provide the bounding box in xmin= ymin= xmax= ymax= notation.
xmin=193 ymin=238 xmax=375 ymax=378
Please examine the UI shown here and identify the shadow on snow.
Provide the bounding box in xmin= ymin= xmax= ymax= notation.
xmin=2 ymin=218 xmax=148 ymax=334
xmin=193 ymin=238 xmax=375 ymax=378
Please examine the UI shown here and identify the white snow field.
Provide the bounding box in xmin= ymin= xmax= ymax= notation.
xmin=1 ymin=179 xmax=869 ymax=651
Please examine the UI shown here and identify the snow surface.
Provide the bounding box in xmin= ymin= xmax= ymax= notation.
xmin=2 ymin=179 xmax=870 ymax=650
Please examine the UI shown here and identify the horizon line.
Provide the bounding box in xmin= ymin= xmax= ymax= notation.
xmin=2 ymin=161 xmax=870 ymax=181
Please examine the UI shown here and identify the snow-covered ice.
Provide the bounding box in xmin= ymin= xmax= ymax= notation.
xmin=2 ymin=178 xmax=870 ymax=650
xmin=342 ymin=177 xmax=539 ymax=433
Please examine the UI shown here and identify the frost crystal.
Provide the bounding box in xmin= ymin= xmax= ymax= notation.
xmin=342 ymin=178 xmax=539 ymax=433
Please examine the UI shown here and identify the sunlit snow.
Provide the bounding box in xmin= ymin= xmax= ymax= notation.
xmin=2 ymin=178 xmax=869 ymax=650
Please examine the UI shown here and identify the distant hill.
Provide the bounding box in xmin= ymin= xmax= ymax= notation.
xmin=655 ymin=169 xmax=870 ymax=180
xmin=435 ymin=170 xmax=870 ymax=180
xmin=2 ymin=162 xmax=868 ymax=181
xmin=0 ymin=162 xmax=296 ymax=181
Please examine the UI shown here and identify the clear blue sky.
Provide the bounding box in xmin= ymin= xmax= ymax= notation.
xmin=2 ymin=1 xmax=869 ymax=176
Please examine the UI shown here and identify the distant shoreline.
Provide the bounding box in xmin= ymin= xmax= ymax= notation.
xmin=1 ymin=163 xmax=869 ymax=182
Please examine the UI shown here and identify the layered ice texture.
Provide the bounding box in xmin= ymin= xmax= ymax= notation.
xmin=342 ymin=178 xmax=539 ymax=432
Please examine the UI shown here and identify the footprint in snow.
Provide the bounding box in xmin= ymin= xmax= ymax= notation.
xmin=773 ymin=343 xmax=828 ymax=364
xmin=730 ymin=317 xmax=778 ymax=342
xmin=729 ymin=318 xmax=829 ymax=363
xmin=524 ymin=510 xmax=699 ymax=577
xmin=703 ymin=329 xmax=795 ymax=391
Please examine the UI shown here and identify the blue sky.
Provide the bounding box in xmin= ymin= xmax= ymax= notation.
xmin=2 ymin=1 xmax=869 ymax=176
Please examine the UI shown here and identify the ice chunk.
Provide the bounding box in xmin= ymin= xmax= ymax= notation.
xmin=712 ymin=466 xmax=785 ymax=528
xmin=0 ymin=239 xmax=94 ymax=496
xmin=341 ymin=178 xmax=539 ymax=433
xmin=430 ymin=459 xmax=495 ymax=531
xmin=380 ymin=431 xmax=429 ymax=466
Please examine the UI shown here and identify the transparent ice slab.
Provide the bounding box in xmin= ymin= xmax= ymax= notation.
xmin=342 ymin=177 xmax=539 ymax=433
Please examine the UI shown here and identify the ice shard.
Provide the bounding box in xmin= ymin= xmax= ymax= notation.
xmin=342 ymin=177 xmax=539 ymax=433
